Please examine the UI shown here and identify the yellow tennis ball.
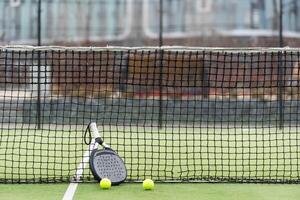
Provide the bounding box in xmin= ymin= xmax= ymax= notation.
xmin=143 ymin=179 xmax=154 ymax=190
xmin=100 ymin=178 xmax=111 ymax=189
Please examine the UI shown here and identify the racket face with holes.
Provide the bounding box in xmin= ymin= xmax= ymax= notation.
xmin=90 ymin=148 xmax=127 ymax=185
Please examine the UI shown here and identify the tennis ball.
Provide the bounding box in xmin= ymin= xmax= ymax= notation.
xmin=143 ymin=179 xmax=154 ymax=190
xmin=100 ymin=178 xmax=111 ymax=189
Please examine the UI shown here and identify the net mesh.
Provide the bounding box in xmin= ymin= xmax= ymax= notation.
xmin=0 ymin=46 xmax=300 ymax=183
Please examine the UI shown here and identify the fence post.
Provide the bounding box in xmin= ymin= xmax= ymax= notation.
xmin=37 ymin=0 xmax=42 ymax=129
xmin=278 ymin=0 xmax=284 ymax=130
xmin=279 ymin=0 xmax=283 ymax=47
xmin=278 ymin=51 xmax=285 ymax=130
xmin=159 ymin=0 xmax=163 ymax=47
xmin=158 ymin=0 xmax=163 ymax=128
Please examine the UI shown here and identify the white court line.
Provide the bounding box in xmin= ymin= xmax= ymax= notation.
xmin=62 ymin=140 xmax=98 ymax=200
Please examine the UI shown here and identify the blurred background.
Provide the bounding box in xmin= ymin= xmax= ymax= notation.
xmin=1 ymin=0 xmax=300 ymax=47
xmin=0 ymin=0 xmax=300 ymax=128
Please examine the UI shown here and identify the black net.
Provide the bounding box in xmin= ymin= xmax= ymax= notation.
xmin=0 ymin=46 xmax=300 ymax=183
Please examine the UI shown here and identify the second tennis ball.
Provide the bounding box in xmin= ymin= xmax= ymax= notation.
xmin=143 ymin=179 xmax=154 ymax=190
xmin=100 ymin=178 xmax=111 ymax=189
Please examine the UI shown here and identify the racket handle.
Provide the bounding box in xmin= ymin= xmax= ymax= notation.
xmin=89 ymin=122 xmax=103 ymax=144
xmin=89 ymin=122 xmax=110 ymax=148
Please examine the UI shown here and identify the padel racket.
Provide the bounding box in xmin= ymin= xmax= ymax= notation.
xmin=86 ymin=122 xmax=127 ymax=185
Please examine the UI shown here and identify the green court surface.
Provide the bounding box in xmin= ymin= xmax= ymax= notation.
xmin=0 ymin=183 xmax=300 ymax=200
xmin=1 ymin=127 xmax=300 ymax=199
xmin=1 ymin=127 xmax=299 ymax=182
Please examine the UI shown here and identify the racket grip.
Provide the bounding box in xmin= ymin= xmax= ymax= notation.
xmin=89 ymin=122 xmax=102 ymax=143
xmin=89 ymin=122 xmax=109 ymax=147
